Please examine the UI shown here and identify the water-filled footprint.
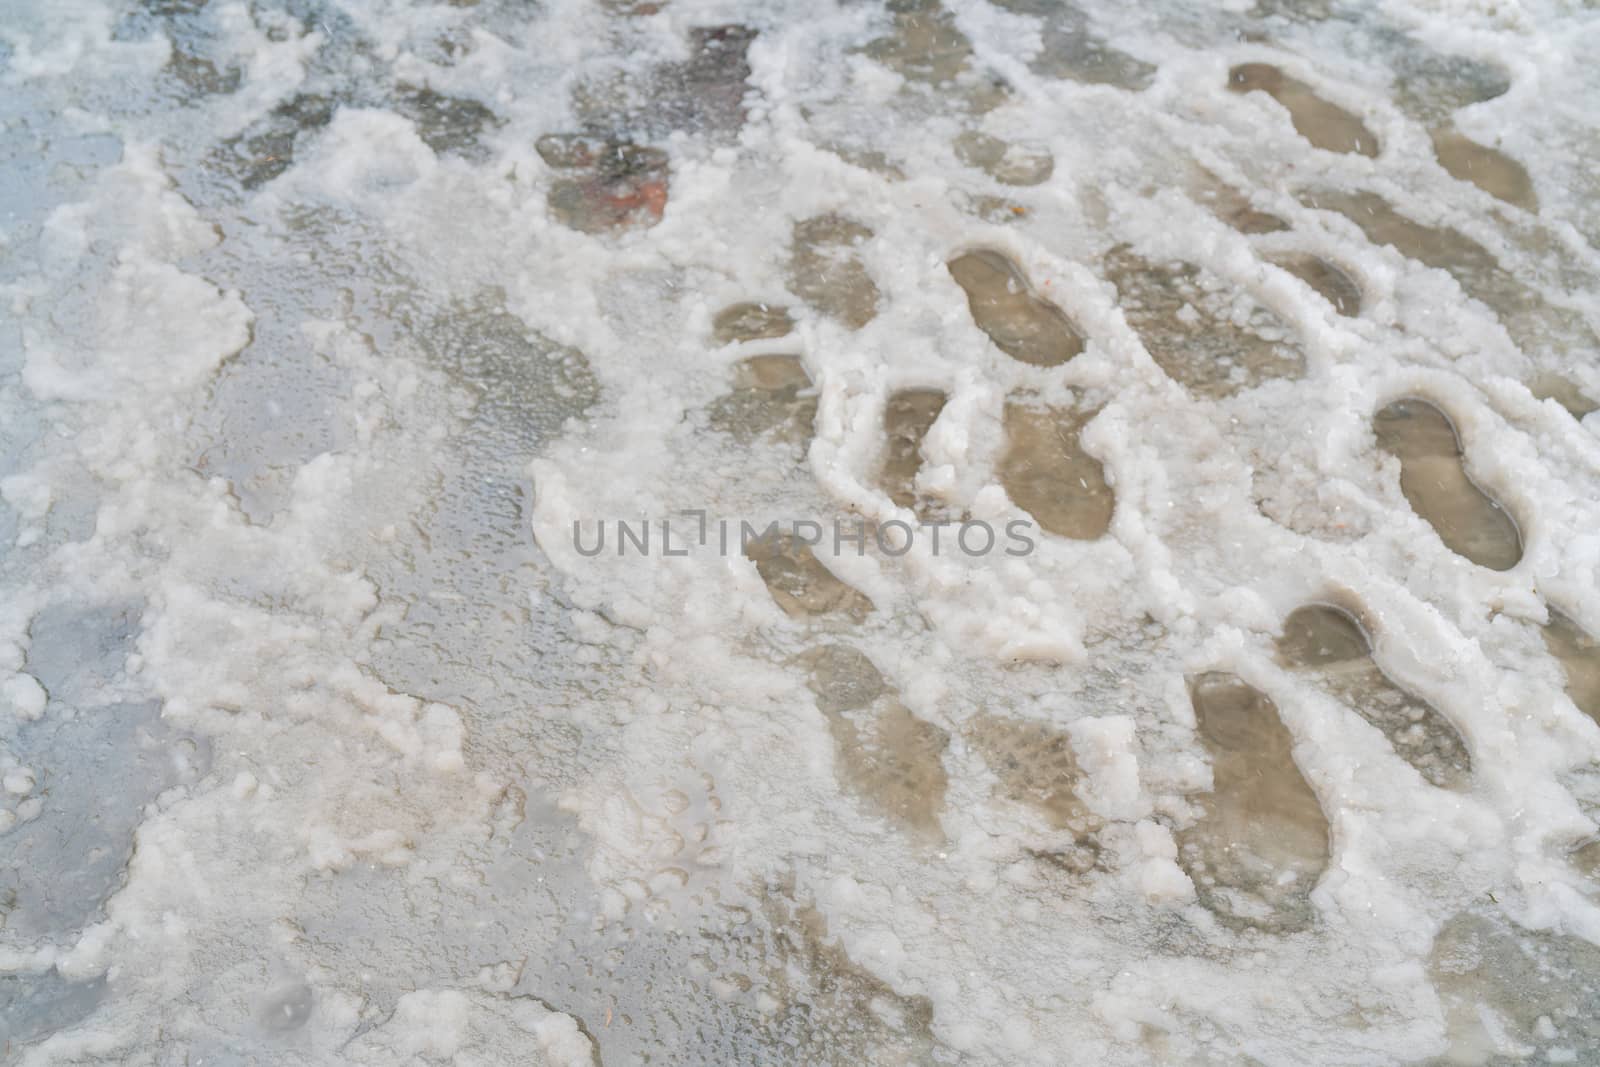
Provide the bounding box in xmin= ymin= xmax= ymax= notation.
xmin=1278 ymin=604 xmax=1471 ymax=789
xmin=1542 ymin=610 xmax=1600 ymax=726
xmin=708 ymin=356 xmax=817 ymax=446
xmin=1268 ymin=254 xmax=1362 ymax=317
xmin=953 ymin=131 xmax=1054 ymax=187
xmin=790 ymin=216 xmax=881 ymax=330
xmin=998 ymin=401 xmax=1113 ymax=539
xmin=746 ymin=535 xmax=873 ymax=621
xmin=1430 ymin=127 xmax=1537 ymax=211
xmin=1228 ymin=63 xmax=1379 ymax=157
xmin=1104 ymin=246 xmax=1305 ymax=397
xmin=1373 ymin=398 xmax=1521 ymax=571
xmin=803 ymin=645 xmax=950 ymax=842
xmin=860 ymin=0 xmax=974 ymax=89
xmin=968 ymin=715 xmax=1103 ymax=873
xmin=879 ymin=389 xmax=947 ymax=516
xmin=537 ymin=134 xmax=670 ymax=234
xmin=1387 ymin=47 xmax=1534 ymax=210
xmin=1177 ymin=672 xmax=1330 ymax=931
xmin=947 ymin=249 xmax=1085 ymax=367
xmin=712 ymin=302 xmax=795 ymax=345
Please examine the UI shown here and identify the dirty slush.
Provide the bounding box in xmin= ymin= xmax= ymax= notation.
xmin=3 ymin=0 xmax=1600 ymax=1064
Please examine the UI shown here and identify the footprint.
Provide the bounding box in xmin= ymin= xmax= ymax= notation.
xmin=1196 ymin=176 xmax=1289 ymax=235
xmin=1301 ymin=190 xmax=1549 ymax=330
xmin=1429 ymin=127 xmax=1537 ymax=211
xmin=967 ymin=715 xmax=1103 ymax=873
xmin=952 ymin=131 xmax=1054 ymax=187
xmin=1429 ymin=910 xmax=1600 ymax=1060
xmin=947 ymin=249 xmax=1085 ymax=367
xmin=712 ymin=302 xmax=795 ymax=344
xmin=1268 ymin=253 xmax=1362 ymax=316
xmin=790 ymin=216 xmax=881 ymax=330
xmin=1177 ymin=672 xmax=1330 ymax=931
xmin=880 ymin=389 xmax=948 ymax=516
xmin=537 ymin=134 xmax=670 ymax=234
xmin=575 ymin=24 xmax=757 ymax=139
xmin=998 ymin=401 xmax=1114 ymax=539
xmin=1277 ymin=604 xmax=1472 ymax=790
xmin=1529 ymin=373 xmax=1598 ymax=420
xmin=990 ymin=0 xmax=1155 ymax=89
xmin=803 ymin=645 xmax=950 ymax=842
xmin=708 ymin=356 xmax=817 ymax=446
xmin=649 ymin=25 xmax=758 ymax=137
xmin=222 ymin=93 xmax=336 ymax=189
xmin=1541 ymin=610 xmax=1600 ymax=725
xmin=746 ymin=534 xmax=873 ymax=621
xmin=396 ymin=86 xmax=499 ymax=158
xmin=1103 ymin=246 xmax=1305 ymax=397
xmin=1227 ymin=63 xmax=1379 ymax=158
xmin=1373 ymin=398 xmax=1522 ymax=571
xmin=1390 ymin=48 xmax=1510 ymax=121
xmin=860 ymin=0 xmax=974 ymax=89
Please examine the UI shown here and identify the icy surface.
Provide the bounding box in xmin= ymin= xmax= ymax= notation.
xmin=3 ymin=0 xmax=1600 ymax=1063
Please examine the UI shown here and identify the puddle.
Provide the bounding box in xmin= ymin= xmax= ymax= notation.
xmin=1429 ymin=128 xmax=1536 ymax=211
xmin=1269 ymin=253 xmax=1362 ymax=316
xmin=953 ymin=131 xmax=1054 ymax=187
xmin=1541 ymin=610 xmax=1600 ymax=726
xmin=803 ymin=645 xmax=949 ymax=842
xmin=789 ymin=215 xmax=881 ymax=330
xmin=1228 ymin=63 xmax=1378 ymax=157
xmin=998 ymin=401 xmax=1114 ymax=540
xmin=1373 ymin=398 xmax=1522 ymax=571
xmin=1278 ymin=604 xmax=1472 ymax=790
xmin=745 ymin=536 xmax=873 ymax=621
xmin=1104 ymin=246 xmax=1305 ymax=397
xmin=712 ymin=302 xmax=795 ymax=345
xmin=1178 ymin=672 xmax=1329 ymax=932
xmin=707 ymin=355 xmax=817 ymax=446
xmin=947 ymin=249 xmax=1084 ymax=367
xmin=879 ymin=389 xmax=948 ymax=516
